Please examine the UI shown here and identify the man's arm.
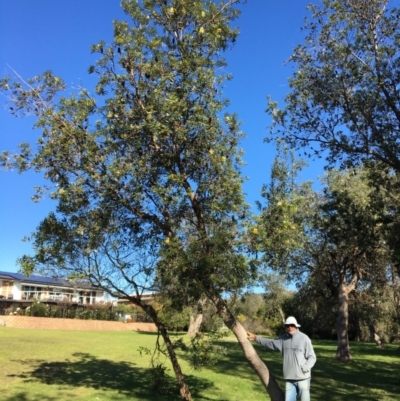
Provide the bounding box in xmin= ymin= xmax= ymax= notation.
xmin=247 ymin=331 xmax=283 ymax=352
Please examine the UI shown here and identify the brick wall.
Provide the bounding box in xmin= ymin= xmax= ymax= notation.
xmin=0 ymin=315 xmax=157 ymax=332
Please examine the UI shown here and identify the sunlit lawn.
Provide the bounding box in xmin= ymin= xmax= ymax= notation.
xmin=0 ymin=326 xmax=399 ymax=401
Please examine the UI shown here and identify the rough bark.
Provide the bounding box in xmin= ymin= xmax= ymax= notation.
xmin=336 ymin=283 xmax=352 ymax=361
xmin=214 ymin=296 xmax=285 ymax=401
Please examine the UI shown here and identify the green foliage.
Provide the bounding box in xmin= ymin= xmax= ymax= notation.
xmin=282 ymin=279 xmax=337 ymax=340
xmin=22 ymin=302 xmax=117 ymax=320
xmin=115 ymin=303 xmax=135 ymax=316
xmin=258 ymin=149 xmax=389 ymax=289
xmin=265 ymin=0 xmax=400 ymax=277
xmin=267 ymin=0 xmax=400 ymax=173
xmin=232 ymin=291 xmax=289 ymax=336
xmin=138 ymin=342 xmax=175 ymax=394
xmin=148 ymin=363 xmax=172 ymax=393
xmin=26 ymin=301 xmax=49 ymax=317
xmin=175 ymin=330 xmax=228 ymax=370
xmin=74 ymin=305 xmax=117 ymax=320
xmin=234 ymin=294 xmax=265 ymax=319
xmin=199 ymin=312 xmax=224 ymax=333
xmin=0 ymin=0 xmax=250 ymax=317
xmin=8 ymin=307 xmax=25 ymax=316
xmin=253 ymin=145 xmax=315 ymax=280
xmin=116 ymin=304 xmax=148 ymax=322
xmin=158 ymin=305 xmax=191 ymax=331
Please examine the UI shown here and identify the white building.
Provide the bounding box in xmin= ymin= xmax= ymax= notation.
xmin=0 ymin=270 xmax=108 ymax=311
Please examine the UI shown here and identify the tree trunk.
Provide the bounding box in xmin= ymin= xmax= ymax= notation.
xmin=187 ymin=313 xmax=203 ymax=336
xmin=336 ymin=283 xmax=352 ymax=361
xmin=354 ymin=316 xmax=361 ymax=342
xmin=373 ymin=332 xmax=383 ymax=347
xmin=187 ymin=297 xmax=206 ymax=336
xmin=367 ymin=319 xmax=386 ymax=348
xmin=214 ymin=296 xmax=285 ymax=401
xmin=158 ymin=323 xmax=192 ymax=401
xmin=278 ymin=307 xmax=285 ymax=324
xmin=141 ymin=303 xmax=192 ymax=401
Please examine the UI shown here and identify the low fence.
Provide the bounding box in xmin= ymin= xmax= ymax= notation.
xmin=0 ymin=315 xmax=157 ymax=332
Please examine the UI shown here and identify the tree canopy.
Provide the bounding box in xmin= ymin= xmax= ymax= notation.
xmin=267 ymin=0 xmax=400 ymax=172
xmin=0 ymin=1 xmax=286 ymax=400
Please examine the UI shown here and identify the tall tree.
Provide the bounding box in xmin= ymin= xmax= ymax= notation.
xmin=265 ymin=0 xmax=400 ymax=274
xmin=314 ymin=169 xmax=389 ymax=360
xmin=1 ymin=1 xmax=285 ymax=399
xmin=256 ymin=148 xmax=387 ymax=360
xmin=267 ymin=0 xmax=400 ymax=172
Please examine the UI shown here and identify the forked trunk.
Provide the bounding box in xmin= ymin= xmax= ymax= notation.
xmin=142 ymin=304 xmax=192 ymax=401
xmin=336 ymin=283 xmax=352 ymax=361
xmin=214 ymin=297 xmax=285 ymax=401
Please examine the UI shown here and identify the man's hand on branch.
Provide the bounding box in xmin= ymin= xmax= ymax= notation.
xmin=247 ymin=331 xmax=256 ymax=341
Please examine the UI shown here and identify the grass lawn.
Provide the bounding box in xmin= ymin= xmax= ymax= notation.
xmin=0 ymin=326 xmax=399 ymax=401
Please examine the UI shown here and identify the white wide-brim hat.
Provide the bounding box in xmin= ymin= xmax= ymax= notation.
xmin=284 ymin=316 xmax=301 ymax=327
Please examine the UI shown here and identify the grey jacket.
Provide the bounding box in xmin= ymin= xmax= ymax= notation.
xmin=255 ymin=330 xmax=316 ymax=380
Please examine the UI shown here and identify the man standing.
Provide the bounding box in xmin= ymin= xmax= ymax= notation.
xmin=247 ymin=316 xmax=316 ymax=401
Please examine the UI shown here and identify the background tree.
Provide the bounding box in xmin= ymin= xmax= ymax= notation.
xmin=283 ymin=276 xmax=337 ymax=340
xmin=232 ymin=280 xmax=293 ymax=337
xmin=0 ymin=0 xmax=286 ymax=399
xmin=350 ymin=281 xmax=390 ymax=345
xmin=256 ymin=148 xmax=388 ymax=360
xmin=233 ymin=293 xmax=269 ymax=334
xmin=260 ymin=273 xmax=293 ymax=332
xmin=313 ymin=169 xmax=388 ymax=360
xmin=267 ymin=0 xmax=400 ymax=172
xmin=266 ymin=0 xmax=400 ymax=275
xmin=187 ymin=297 xmax=207 ymax=336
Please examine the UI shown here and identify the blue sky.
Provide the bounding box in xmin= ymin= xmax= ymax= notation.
xmin=0 ymin=0 xmax=322 ymax=272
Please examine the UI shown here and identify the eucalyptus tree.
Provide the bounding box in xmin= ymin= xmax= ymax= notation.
xmin=284 ymin=275 xmax=338 ymax=340
xmin=265 ymin=0 xmax=400 ymax=274
xmin=316 ymin=169 xmax=390 ymax=359
xmin=0 ymin=0 xmax=286 ymax=399
xmin=267 ymin=0 xmax=400 ymax=172
xmin=255 ymin=148 xmax=388 ymax=360
xmin=350 ymin=276 xmax=394 ymax=345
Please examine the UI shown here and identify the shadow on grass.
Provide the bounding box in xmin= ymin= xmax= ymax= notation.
xmin=3 ymin=393 xmax=57 ymax=401
xmin=310 ymin=342 xmax=400 ymax=401
xmin=9 ymin=352 xmax=214 ymax=401
xmin=213 ymin=340 xmax=283 ymax=377
xmin=135 ymin=331 xmax=185 ymax=337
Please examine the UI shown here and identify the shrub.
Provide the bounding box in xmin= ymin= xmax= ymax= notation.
xmin=26 ymin=301 xmax=49 ymax=317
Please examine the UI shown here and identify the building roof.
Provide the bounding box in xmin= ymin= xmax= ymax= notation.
xmin=0 ymin=271 xmax=99 ymax=290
